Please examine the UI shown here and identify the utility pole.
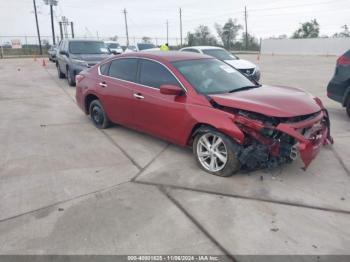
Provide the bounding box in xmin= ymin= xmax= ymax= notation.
xmin=166 ymin=20 xmax=169 ymax=44
xmin=70 ymin=22 xmax=74 ymax=38
xmin=59 ymin=21 xmax=63 ymax=40
xmin=244 ymin=6 xmax=248 ymax=50
xmin=123 ymin=8 xmax=129 ymax=46
xmin=50 ymin=5 xmax=55 ymax=44
xmin=44 ymin=0 xmax=58 ymax=45
xmin=179 ymin=8 xmax=183 ymax=47
xmin=33 ymin=0 xmax=42 ymax=55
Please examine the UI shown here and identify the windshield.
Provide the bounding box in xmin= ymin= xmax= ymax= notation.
xmin=202 ymin=49 xmax=238 ymax=61
xmin=106 ymin=43 xmax=120 ymax=48
xmin=172 ymin=59 xmax=255 ymax=94
xmin=69 ymin=41 xmax=110 ymax=54
xmin=137 ymin=43 xmax=156 ymax=50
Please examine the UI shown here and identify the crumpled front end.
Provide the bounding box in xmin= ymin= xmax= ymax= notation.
xmin=275 ymin=109 xmax=333 ymax=169
xmin=230 ymin=107 xmax=333 ymax=170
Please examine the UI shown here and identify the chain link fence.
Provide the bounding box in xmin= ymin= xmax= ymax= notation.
xmin=0 ymin=35 xmax=260 ymax=58
xmin=0 ymin=35 xmax=184 ymax=58
xmin=0 ymin=35 xmax=54 ymax=58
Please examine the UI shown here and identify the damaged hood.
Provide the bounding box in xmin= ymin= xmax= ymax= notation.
xmin=210 ymin=85 xmax=321 ymax=117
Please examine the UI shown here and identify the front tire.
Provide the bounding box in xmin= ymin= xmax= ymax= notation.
xmin=67 ymin=67 xmax=76 ymax=86
xmin=89 ymin=100 xmax=110 ymax=129
xmin=193 ymin=128 xmax=240 ymax=177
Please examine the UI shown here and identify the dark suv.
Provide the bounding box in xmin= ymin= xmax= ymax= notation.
xmin=56 ymin=39 xmax=112 ymax=86
xmin=327 ymin=49 xmax=350 ymax=117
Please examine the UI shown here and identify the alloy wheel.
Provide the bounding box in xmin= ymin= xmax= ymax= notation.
xmin=92 ymin=105 xmax=104 ymax=126
xmin=197 ymin=133 xmax=228 ymax=172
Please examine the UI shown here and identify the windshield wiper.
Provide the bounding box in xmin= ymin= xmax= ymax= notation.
xmin=228 ymin=84 xmax=261 ymax=93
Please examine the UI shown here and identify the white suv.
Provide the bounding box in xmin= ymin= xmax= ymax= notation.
xmin=180 ymin=46 xmax=260 ymax=81
xmin=124 ymin=43 xmax=160 ymax=53
xmin=104 ymin=41 xmax=123 ymax=54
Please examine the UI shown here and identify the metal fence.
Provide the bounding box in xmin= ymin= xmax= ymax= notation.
xmin=0 ymin=35 xmax=184 ymax=58
xmin=0 ymin=35 xmax=260 ymax=58
xmin=0 ymin=35 xmax=53 ymax=58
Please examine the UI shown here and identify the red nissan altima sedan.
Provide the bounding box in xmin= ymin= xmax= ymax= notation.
xmin=76 ymin=51 xmax=333 ymax=176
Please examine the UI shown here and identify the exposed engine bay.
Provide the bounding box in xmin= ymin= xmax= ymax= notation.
xmin=211 ymin=100 xmax=333 ymax=171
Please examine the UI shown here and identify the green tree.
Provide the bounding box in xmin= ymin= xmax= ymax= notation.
xmin=292 ymin=19 xmax=320 ymax=38
xmin=232 ymin=33 xmax=260 ymax=51
xmin=215 ymin=18 xmax=242 ymax=49
xmin=186 ymin=25 xmax=218 ymax=46
xmin=245 ymin=33 xmax=260 ymax=51
xmin=333 ymin=25 xmax=350 ymax=38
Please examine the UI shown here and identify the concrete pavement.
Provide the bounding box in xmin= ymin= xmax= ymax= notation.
xmin=0 ymin=55 xmax=349 ymax=257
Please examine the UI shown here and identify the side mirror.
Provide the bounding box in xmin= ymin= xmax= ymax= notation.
xmin=160 ymin=84 xmax=183 ymax=96
xmin=59 ymin=50 xmax=68 ymax=57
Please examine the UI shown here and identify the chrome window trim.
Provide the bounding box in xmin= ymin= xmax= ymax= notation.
xmin=98 ymin=57 xmax=188 ymax=93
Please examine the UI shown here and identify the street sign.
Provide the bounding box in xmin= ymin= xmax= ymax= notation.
xmin=11 ymin=39 xmax=22 ymax=49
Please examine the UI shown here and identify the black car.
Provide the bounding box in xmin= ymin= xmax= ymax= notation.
xmin=56 ymin=39 xmax=112 ymax=86
xmin=327 ymin=49 xmax=350 ymax=117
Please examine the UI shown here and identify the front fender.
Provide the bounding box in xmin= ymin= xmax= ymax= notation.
xmin=186 ymin=104 xmax=245 ymax=144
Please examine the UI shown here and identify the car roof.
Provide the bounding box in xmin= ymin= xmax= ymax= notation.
xmin=119 ymin=51 xmax=213 ymax=62
xmin=182 ymin=46 xmax=224 ymax=51
xmin=66 ymin=39 xmax=104 ymax=43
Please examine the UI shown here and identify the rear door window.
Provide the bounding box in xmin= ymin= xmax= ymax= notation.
xmin=139 ymin=60 xmax=179 ymax=89
xmin=108 ymin=58 xmax=138 ymax=82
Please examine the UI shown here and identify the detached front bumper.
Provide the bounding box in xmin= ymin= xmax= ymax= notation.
xmin=276 ymin=109 xmax=333 ymax=169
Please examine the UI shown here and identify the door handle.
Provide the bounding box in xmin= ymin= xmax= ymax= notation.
xmin=99 ymin=82 xmax=107 ymax=88
xmin=133 ymin=93 xmax=144 ymax=99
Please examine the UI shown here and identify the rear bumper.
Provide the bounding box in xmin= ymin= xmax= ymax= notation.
xmin=327 ymin=80 xmax=348 ymax=105
xmin=75 ymin=85 xmax=86 ymax=113
xmin=276 ymin=110 xmax=333 ymax=169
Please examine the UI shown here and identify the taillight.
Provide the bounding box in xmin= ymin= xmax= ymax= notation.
xmin=337 ymin=55 xmax=350 ymax=65
xmin=75 ymin=74 xmax=85 ymax=83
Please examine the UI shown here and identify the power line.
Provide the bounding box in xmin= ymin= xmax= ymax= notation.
xmin=248 ymin=0 xmax=346 ymax=12
xmin=182 ymin=0 xmax=348 ymax=23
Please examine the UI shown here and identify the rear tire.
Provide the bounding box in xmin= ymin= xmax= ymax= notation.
xmin=57 ymin=63 xmax=65 ymax=79
xmin=193 ymin=127 xmax=240 ymax=177
xmin=89 ymin=100 xmax=110 ymax=129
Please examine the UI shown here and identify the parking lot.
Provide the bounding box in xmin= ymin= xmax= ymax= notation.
xmin=0 ymin=54 xmax=349 ymax=256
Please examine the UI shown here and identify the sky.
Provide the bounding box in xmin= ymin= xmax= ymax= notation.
xmin=0 ymin=0 xmax=349 ymax=45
